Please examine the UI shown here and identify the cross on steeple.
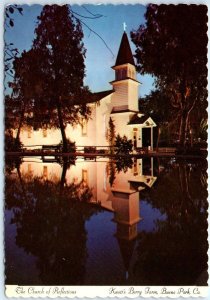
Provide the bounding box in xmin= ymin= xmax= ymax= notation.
xmin=123 ymin=22 xmax=127 ymax=32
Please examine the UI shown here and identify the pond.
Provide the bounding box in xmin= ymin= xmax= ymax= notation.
xmin=4 ymin=156 xmax=208 ymax=286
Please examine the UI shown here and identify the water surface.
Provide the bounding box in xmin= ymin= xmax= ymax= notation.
xmin=5 ymin=156 xmax=208 ymax=285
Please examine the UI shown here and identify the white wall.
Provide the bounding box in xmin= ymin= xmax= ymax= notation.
xmin=18 ymin=104 xmax=97 ymax=149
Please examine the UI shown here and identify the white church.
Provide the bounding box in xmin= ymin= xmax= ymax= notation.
xmin=19 ymin=31 xmax=156 ymax=150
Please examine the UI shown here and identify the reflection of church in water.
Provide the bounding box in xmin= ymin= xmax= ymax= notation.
xmin=21 ymin=157 xmax=156 ymax=282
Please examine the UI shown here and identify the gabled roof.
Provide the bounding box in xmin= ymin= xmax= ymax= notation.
xmin=87 ymin=90 xmax=114 ymax=103
xmin=128 ymin=114 xmax=149 ymax=125
xmin=127 ymin=114 xmax=156 ymax=126
xmin=115 ymin=32 xmax=135 ymax=67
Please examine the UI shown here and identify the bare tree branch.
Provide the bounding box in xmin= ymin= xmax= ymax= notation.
xmin=70 ymin=9 xmax=103 ymax=20
xmin=81 ymin=5 xmax=104 ymax=18
xmin=72 ymin=14 xmax=114 ymax=58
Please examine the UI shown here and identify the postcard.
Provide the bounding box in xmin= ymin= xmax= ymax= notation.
xmin=3 ymin=1 xmax=208 ymax=298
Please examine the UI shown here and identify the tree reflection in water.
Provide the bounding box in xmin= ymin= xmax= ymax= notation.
xmin=108 ymin=156 xmax=133 ymax=186
xmin=5 ymin=160 xmax=98 ymax=285
xmin=130 ymin=159 xmax=208 ymax=286
xmin=5 ymin=157 xmax=208 ymax=286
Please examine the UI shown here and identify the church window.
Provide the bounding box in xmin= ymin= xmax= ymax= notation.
xmin=116 ymin=69 xmax=121 ymax=80
xmin=82 ymin=169 xmax=88 ymax=186
xmin=133 ymin=158 xmax=138 ymax=176
xmin=122 ymin=68 xmax=127 ymax=78
xmin=115 ymin=70 xmax=118 ymax=80
xmin=28 ymin=164 xmax=31 ymax=173
xmin=43 ymin=166 xmax=48 ymax=180
xmin=81 ymin=118 xmax=87 ymax=136
xmin=103 ymin=114 xmax=106 ymax=136
xmin=27 ymin=127 xmax=32 ymax=138
xmin=103 ymin=168 xmax=107 ymax=191
xmin=133 ymin=128 xmax=138 ymax=148
xmin=116 ymin=68 xmax=127 ymax=80
xmin=42 ymin=128 xmax=47 ymax=138
xmin=27 ymin=164 xmax=33 ymax=176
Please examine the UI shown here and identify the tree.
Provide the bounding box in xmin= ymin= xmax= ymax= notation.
xmin=4 ymin=5 xmax=23 ymax=76
xmin=115 ymin=134 xmax=133 ymax=155
xmin=131 ymin=4 xmax=208 ymax=146
xmin=26 ymin=5 xmax=91 ymax=151
xmin=6 ymin=50 xmax=37 ymax=149
xmin=140 ymin=89 xmax=182 ymax=146
xmin=107 ymin=117 xmax=116 ymax=154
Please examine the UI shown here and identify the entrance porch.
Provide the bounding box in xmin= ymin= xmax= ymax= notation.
xmin=128 ymin=114 xmax=157 ymax=151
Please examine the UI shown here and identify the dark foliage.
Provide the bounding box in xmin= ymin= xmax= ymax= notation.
xmin=5 ymin=130 xmax=22 ymax=152
xmin=131 ymin=5 xmax=208 ymax=146
xmin=114 ymin=134 xmax=133 ymax=155
xmin=131 ymin=159 xmax=208 ymax=285
xmin=5 ymin=161 xmax=98 ymax=285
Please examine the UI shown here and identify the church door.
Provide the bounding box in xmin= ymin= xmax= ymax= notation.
xmin=133 ymin=128 xmax=141 ymax=148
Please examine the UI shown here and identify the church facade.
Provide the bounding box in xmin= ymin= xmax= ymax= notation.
xmin=19 ymin=32 xmax=156 ymax=150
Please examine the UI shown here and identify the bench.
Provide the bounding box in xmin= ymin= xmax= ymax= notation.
xmin=136 ymin=147 xmax=147 ymax=154
xmin=84 ymin=146 xmax=96 ymax=160
xmin=42 ymin=145 xmax=61 ymax=152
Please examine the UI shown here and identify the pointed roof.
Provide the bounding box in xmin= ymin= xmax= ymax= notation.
xmin=117 ymin=238 xmax=136 ymax=271
xmin=127 ymin=114 xmax=157 ymax=126
xmin=115 ymin=32 xmax=135 ymax=67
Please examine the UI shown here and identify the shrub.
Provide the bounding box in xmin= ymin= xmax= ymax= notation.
xmin=58 ymin=139 xmax=76 ymax=153
xmin=114 ymin=134 xmax=133 ymax=155
xmin=5 ymin=131 xmax=22 ymax=152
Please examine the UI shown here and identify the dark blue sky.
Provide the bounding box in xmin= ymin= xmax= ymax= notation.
xmin=4 ymin=4 xmax=155 ymax=96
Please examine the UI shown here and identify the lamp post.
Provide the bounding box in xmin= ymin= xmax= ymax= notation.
xmin=190 ymin=129 xmax=193 ymax=147
xmin=156 ymin=127 xmax=161 ymax=151
xmin=151 ymin=126 xmax=153 ymax=151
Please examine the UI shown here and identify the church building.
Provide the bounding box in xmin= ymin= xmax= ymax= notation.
xmin=19 ymin=31 xmax=156 ymax=150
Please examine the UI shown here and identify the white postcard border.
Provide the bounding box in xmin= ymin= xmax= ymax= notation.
xmin=5 ymin=285 xmax=210 ymax=298
xmin=1 ymin=0 xmax=209 ymax=299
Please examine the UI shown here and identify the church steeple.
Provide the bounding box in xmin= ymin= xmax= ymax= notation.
xmin=110 ymin=31 xmax=139 ymax=112
xmin=115 ymin=32 xmax=135 ymax=67
xmin=112 ymin=32 xmax=137 ymax=82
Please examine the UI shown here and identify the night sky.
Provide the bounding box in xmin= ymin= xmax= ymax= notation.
xmin=4 ymin=4 xmax=155 ymax=96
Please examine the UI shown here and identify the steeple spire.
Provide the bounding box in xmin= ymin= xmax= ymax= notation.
xmin=115 ymin=32 xmax=135 ymax=66
xmin=123 ymin=22 xmax=127 ymax=32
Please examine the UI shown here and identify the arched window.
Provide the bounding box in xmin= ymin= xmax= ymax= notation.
xmin=103 ymin=114 xmax=106 ymax=136
xmin=42 ymin=128 xmax=47 ymax=137
xmin=116 ymin=69 xmax=122 ymax=80
xmin=27 ymin=127 xmax=32 ymax=138
xmin=122 ymin=68 xmax=126 ymax=78
xmin=81 ymin=118 xmax=87 ymax=136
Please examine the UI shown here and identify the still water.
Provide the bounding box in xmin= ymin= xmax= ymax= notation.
xmin=5 ymin=156 xmax=208 ymax=286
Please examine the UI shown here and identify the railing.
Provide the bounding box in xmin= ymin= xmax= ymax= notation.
xmin=21 ymin=144 xmax=151 ymax=154
xmin=42 ymin=145 xmax=61 ymax=152
xmin=156 ymin=147 xmax=176 ymax=153
xmin=18 ymin=144 xmax=176 ymax=157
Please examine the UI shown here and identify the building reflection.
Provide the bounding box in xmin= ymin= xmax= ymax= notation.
xmin=18 ymin=156 xmax=157 ymax=281
xmin=111 ymin=158 xmax=156 ymax=279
